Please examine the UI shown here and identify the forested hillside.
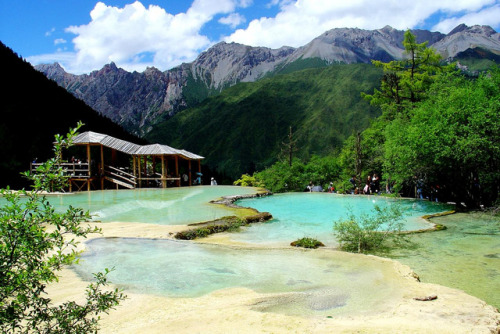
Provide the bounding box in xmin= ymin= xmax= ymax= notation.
xmin=146 ymin=63 xmax=383 ymax=181
xmin=0 ymin=42 xmax=143 ymax=189
xmin=252 ymin=31 xmax=500 ymax=207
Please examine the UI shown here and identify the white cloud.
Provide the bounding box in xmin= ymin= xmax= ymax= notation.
xmin=45 ymin=27 xmax=56 ymax=37
xmin=219 ymin=13 xmax=246 ymax=28
xmin=225 ymin=0 xmax=500 ymax=48
xmin=60 ymin=0 xmax=239 ymax=73
xmin=30 ymin=0 xmax=500 ymax=74
xmin=432 ymin=4 xmax=500 ymax=33
xmin=238 ymin=0 xmax=253 ymax=7
xmin=27 ymin=52 xmax=76 ymax=67
xmin=54 ymin=38 xmax=67 ymax=45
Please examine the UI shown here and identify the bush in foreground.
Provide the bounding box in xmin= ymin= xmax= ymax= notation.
xmin=0 ymin=124 xmax=126 ymax=333
xmin=290 ymin=237 xmax=325 ymax=249
xmin=333 ymin=205 xmax=409 ymax=253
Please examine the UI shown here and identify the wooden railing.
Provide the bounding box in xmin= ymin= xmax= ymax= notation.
xmin=30 ymin=162 xmax=181 ymax=189
xmin=30 ymin=162 xmax=90 ymax=177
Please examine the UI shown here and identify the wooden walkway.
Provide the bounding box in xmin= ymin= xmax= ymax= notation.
xmin=30 ymin=162 xmax=183 ymax=191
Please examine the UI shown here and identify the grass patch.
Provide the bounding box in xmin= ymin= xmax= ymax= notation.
xmin=290 ymin=237 xmax=325 ymax=249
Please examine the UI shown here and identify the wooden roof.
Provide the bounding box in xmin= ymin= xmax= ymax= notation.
xmin=73 ymin=131 xmax=204 ymax=159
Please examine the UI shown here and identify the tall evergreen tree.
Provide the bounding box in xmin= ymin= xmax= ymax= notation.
xmin=364 ymin=30 xmax=451 ymax=117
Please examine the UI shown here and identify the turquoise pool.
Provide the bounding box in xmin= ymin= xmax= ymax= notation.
xmin=231 ymin=193 xmax=452 ymax=246
xmin=389 ymin=212 xmax=500 ymax=309
xmin=73 ymin=237 xmax=407 ymax=316
xmin=41 ymin=186 xmax=260 ymax=225
xmin=61 ymin=188 xmax=498 ymax=312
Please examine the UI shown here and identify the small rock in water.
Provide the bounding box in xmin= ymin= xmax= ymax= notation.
xmin=413 ymin=295 xmax=438 ymax=301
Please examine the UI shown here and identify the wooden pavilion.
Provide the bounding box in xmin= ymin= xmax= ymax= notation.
xmin=30 ymin=131 xmax=204 ymax=191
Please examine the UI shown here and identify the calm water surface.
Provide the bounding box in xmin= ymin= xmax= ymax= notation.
xmin=390 ymin=212 xmax=500 ymax=309
xmin=74 ymin=238 xmax=407 ymax=316
xmin=43 ymin=186 xmax=259 ymax=225
xmin=232 ymin=193 xmax=452 ymax=246
xmin=39 ymin=188 xmax=494 ymax=311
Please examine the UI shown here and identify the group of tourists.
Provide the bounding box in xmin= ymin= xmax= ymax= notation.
xmin=416 ymin=177 xmax=440 ymax=202
xmin=349 ymin=173 xmax=381 ymax=195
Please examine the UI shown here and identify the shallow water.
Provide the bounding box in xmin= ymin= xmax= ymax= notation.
xmin=39 ymin=186 xmax=259 ymax=225
xmin=64 ymin=188 xmax=498 ymax=313
xmin=389 ymin=212 xmax=500 ymax=309
xmin=232 ymin=193 xmax=452 ymax=246
xmin=74 ymin=238 xmax=406 ymax=316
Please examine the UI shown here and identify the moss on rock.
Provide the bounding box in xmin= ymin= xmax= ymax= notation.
xmin=290 ymin=237 xmax=325 ymax=249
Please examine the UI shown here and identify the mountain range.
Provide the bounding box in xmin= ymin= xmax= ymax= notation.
xmin=145 ymin=63 xmax=383 ymax=181
xmin=36 ymin=24 xmax=500 ymax=137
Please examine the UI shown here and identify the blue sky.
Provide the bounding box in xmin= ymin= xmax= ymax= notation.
xmin=1 ymin=0 xmax=499 ymax=74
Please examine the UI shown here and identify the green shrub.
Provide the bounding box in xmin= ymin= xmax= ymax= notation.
xmin=253 ymin=155 xmax=341 ymax=193
xmin=290 ymin=237 xmax=325 ymax=249
xmin=233 ymin=174 xmax=259 ymax=187
xmin=333 ymin=204 xmax=409 ymax=253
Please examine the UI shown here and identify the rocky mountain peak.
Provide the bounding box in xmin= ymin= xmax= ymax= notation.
xmin=144 ymin=66 xmax=163 ymax=77
xmin=448 ymin=23 xmax=469 ymax=35
xmin=35 ymin=24 xmax=499 ymax=137
xmin=379 ymin=25 xmax=397 ymax=33
xmin=190 ymin=41 xmax=295 ymax=89
xmin=287 ymin=26 xmax=404 ymax=64
xmin=35 ymin=62 xmax=66 ymax=77
xmin=432 ymin=24 xmax=500 ymax=59
xmin=450 ymin=24 xmax=498 ymax=37
xmin=93 ymin=62 xmax=121 ymax=76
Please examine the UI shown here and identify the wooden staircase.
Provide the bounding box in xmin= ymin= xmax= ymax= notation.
xmin=104 ymin=165 xmax=137 ymax=189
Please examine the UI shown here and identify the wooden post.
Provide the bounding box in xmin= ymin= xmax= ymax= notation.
xmin=137 ymin=156 xmax=142 ymax=188
xmin=133 ymin=156 xmax=137 ymax=177
xmin=100 ymin=145 xmax=104 ymax=190
xmin=112 ymin=149 xmax=117 ymax=165
xmin=175 ymin=155 xmax=179 ymax=187
xmin=87 ymin=145 xmax=91 ymax=176
xmin=87 ymin=144 xmax=91 ymax=191
xmin=165 ymin=158 xmax=169 ymax=188
xmin=143 ymin=156 xmax=147 ymax=187
xmin=188 ymin=160 xmax=192 ymax=186
xmin=161 ymin=155 xmax=166 ymax=188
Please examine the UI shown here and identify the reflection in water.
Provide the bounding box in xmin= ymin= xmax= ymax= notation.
xmin=73 ymin=238 xmax=406 ymax=316
xmin=389 ymin=212 xmax=500 ymax=309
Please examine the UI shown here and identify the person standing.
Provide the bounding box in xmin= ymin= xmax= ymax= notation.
xmin=364 ymin=175 xmax=371 ymax=194
xmin=306 ymin=181 xmax=314 ymax=192
xmin=372 ymin=173 xmax=380 ymax=194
